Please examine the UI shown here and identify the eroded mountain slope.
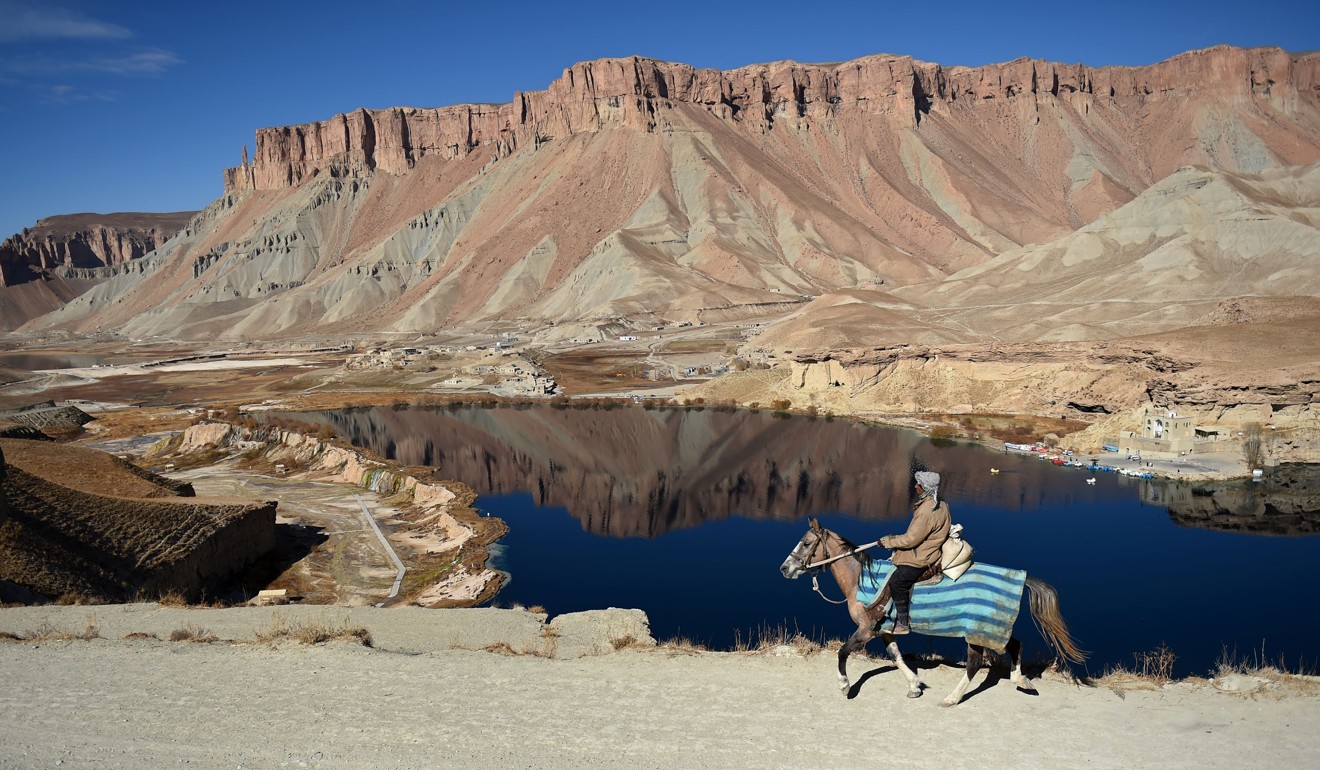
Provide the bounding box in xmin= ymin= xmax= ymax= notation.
xmin=21 ymin=46 xmax=1320 ymax=340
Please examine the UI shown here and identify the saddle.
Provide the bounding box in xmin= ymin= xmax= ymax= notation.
xmin=865 ymin=562 xmax=943 ymax=621
xmin=863 ymin=525 xmax=975 ymax=622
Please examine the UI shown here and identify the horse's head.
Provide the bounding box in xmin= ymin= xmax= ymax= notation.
xmin=780 ymin=516 xmax=828 ymax=579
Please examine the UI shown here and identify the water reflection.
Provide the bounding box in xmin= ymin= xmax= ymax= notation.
xmin=301 ymin=404 xmax=1125 ymax=534
xmin=1145 ymin=465 xmax=1320 ymax=535
xmin=290 ymin=404 xmax=1320 ymax=673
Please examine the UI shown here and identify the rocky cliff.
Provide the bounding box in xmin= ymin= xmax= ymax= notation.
xmin=0 ymin=212 xmax=196 ymax=287
xmin=223 ymin=46 xmax=1319 ymax=195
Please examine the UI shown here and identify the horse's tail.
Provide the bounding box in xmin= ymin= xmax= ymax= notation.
xmin=1025 ymin=576 xmax=1087 ymax=665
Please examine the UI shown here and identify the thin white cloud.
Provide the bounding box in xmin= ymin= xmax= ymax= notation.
xmin=2 ymin=48 xmax=182 ymax=77
xmin=39 ymin=83 xmax=120 ymax=103
xmin=85 ymin=49 xmax=181 ymax=75
xmin=0 ymin=1 xmax=132 ymax=43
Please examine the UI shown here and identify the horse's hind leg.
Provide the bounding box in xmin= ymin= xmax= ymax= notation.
xmin=880 ymin=633 xmax=923 ymax=698
xmin=1006 ymin=637 xmax=1038 ymax=694
xmin=939 ymin=642 xmax=988 ymax=707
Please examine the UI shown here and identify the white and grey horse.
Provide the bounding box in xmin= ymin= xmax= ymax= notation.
xmin=780 ymin=517 xmax=1087 ymax=706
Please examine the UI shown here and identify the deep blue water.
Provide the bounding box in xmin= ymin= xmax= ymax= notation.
xmin=483 ymin=479 xmax=1317 ymax=677
xmin=294 ymin=404 xmax=1320 ymax=677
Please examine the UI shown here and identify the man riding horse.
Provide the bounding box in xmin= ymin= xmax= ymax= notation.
xmin=874 ymin=470 xmax=950 ymax=634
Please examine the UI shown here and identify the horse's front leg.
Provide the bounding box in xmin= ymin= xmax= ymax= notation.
xmin=837 ymin=624 xmax=872 ymax=694
xmin=879 ymin=632 xmax=923 ymax=698
xmin=835 ymin=600 xmax=878 ymax=694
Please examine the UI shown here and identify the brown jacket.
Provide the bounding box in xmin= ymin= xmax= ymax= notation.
xmin=881 ymin=495 xmax=951 ymax=568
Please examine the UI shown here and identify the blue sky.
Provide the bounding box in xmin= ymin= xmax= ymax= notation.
xmin=1 ymin=0 xmax=1317 ymax=240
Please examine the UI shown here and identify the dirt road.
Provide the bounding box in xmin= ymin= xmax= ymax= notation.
xmin=1 ymin=606 xmax=1315 ymax=769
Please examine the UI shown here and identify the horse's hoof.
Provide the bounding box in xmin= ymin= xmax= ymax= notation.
xmin=1016 ymin=685 xmax=1039 ymax=696
xmin=906 ymin=689 xmax=922 ymax=699
xmin=938 ymin=698 xmax=958 ymax=708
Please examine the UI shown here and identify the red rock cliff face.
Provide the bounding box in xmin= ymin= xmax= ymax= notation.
xmin=224 ymin=46 xmax=1320 ymax=193
xmin=0 ymin=212 xmax=196 ymax=287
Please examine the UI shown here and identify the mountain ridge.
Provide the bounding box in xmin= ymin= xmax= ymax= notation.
xmin=11 ymin=44 xmax=1320 ymax=346
xmin=223 ymin=45 xmax=1320 ymax=195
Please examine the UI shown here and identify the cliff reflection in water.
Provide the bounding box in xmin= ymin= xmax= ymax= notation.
xmin=296 ymin=404 xmax=1104 ymax=537
xmin=1144 ymin=464 xmax=1320 ymax=536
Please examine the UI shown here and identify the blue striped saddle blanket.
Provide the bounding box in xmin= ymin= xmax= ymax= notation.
xmin=855 ymin=560 xmax=1027 ymax=650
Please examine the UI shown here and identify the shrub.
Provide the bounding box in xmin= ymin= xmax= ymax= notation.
xmin=1129 ymin=643 xmax=1177 ymax=684
xmin=169 ymin=625 xmax=217 ymax=643
xmin=1242 ymin=422 xmax=1266 ymax=470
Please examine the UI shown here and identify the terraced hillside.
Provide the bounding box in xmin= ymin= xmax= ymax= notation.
xmin=0 ymin=439 xmax=275 ymax=603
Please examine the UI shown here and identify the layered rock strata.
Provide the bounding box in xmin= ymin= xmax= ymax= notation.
xmin=0 ymin=212 xmax=195 ymax=287
xmin=224 ymin=46 xmax=1318 ymax=194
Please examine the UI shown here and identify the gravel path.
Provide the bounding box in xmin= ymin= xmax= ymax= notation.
xmin=1 ymin=606 xmax=1317 ymax=769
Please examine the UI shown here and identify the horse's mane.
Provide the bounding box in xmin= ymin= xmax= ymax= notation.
xmin=829 ymin=529 xmax=873 ymax=566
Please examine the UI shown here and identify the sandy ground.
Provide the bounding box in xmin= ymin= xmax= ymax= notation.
xmin=1 ymin=605 xmax=1316 ymax=770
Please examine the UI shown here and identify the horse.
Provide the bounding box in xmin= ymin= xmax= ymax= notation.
xmin=779 ymin=517 xmax=1086 ymax=706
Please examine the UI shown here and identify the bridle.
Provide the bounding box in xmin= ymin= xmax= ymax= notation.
xmin=794 ymin=526 xmax=871 ymax=605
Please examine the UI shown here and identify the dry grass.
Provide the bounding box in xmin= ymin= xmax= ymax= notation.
xmin=253 ymin=614 xmax=373 ymax=647
xmin=730 ymin=622 xmax=827 ymax=655
xmin=1088 ymin=643 xmax=1319 ymax=693
xmin=151 ymin=591 xmax=230 ymax=609
xmin=656 ymin=636 xmax=708 ymax=654
xmin=538 ymin=624 xmax=561 ymax=657
xmin=484 ymin=641 xmax=518 ymax=655
xmin=122 ymin=631 xmax=159 ymax=640
xmin=54 ymin=592 xmax=104 ymax=606
xmin=1215 ymin=643 xmax=1315 ymax=677
xmin=156 ymin=590 xmax=188 ymax=608
xmin=168 ymin=625 xmax=217 ymax=643
xmin=0 ymin=619 xmax=101 ymax=642
xmin=1212 ymin=644 xmax=1319 ymax=694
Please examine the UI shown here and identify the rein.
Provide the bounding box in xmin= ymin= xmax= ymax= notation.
xmin=803 ymin=542 xmax=877 ymax=570
xmin=801 ymin=531 xmax=880 ymax=605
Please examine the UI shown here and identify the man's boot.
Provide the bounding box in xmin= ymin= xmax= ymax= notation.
xmin=891 ymin=599 xmax=911 ymax=635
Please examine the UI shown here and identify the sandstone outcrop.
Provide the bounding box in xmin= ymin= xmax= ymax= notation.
xmin=223 ymin=46 xmax=1319 ymax=196
xmin=0 ymin=212 xmax=195 ymax=287
xmin=0 ymin=211 xmax=196 ymax=331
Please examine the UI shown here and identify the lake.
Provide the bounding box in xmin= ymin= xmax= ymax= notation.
xmin=293 ymin=403 xmax=1320 ymax=678
xmin=0 ymin=352 xmax=124 ymax=371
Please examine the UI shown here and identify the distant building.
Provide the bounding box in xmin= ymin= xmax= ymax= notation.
xmin=1119 ymin=408 xmax=1198 ymax=457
